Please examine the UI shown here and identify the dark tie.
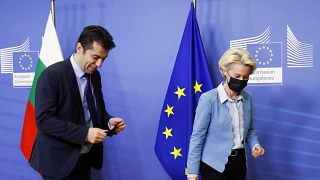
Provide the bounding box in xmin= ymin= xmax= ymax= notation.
xmin=83 ymin=74 xmax=99 ymax=127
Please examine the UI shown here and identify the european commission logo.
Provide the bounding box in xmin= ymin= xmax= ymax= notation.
xmin=230 ymin=25 xmax=313 ymax=85
xmin=287 ymin=25 xmax=313 ymax=68
xmin=247 ymin=43 xmax=282 ymax=68
xmin=247 ymin=43 xmax=282 ymax=84
xmin=0 ymin=37 xmax=39 ymax=88
xmin=12 ymin=51 xmax=38 ymax=87
xmin=13 ymin=52 xmax=38 ymax=72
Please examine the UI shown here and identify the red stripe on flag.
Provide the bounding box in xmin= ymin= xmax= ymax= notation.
xmin=20 ymin=100 xmax=38 ymax=160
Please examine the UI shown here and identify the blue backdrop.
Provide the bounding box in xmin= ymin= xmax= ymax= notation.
xmin=0 ymin=0 xmax=319 ymax=179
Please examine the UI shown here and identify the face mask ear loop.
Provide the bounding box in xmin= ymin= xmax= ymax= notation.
xmin=226 ymin=72 xmax=232 ymax=83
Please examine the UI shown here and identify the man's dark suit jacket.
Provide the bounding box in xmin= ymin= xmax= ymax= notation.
xmin=29 ymin=58 xmax=112 ymax=178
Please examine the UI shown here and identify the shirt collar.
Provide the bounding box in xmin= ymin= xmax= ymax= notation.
xmin=217 ymin=82 xmax=243 ymax=104
xmin=70 ymin=54 xmax=85 ymax=79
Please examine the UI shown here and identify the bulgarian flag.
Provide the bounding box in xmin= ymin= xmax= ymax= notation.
xmin=20 ymin=11 xmax=63 ymax=160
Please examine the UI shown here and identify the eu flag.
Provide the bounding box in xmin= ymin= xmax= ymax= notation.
xmin=247 ymin=43 xmax=282 ymax=68
xmin=155 ymin=3 xmax=213 ymax=179
xmin=13 ymin=51 xmax=39 ymax=73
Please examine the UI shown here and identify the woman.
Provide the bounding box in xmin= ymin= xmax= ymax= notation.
xmin=187 ymin=48 xmax=265 ymax=180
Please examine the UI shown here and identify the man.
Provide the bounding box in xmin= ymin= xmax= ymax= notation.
xmin=29 ymin=25 xmax=126 ymax=180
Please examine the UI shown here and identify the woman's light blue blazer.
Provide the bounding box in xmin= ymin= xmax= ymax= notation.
xmin=187 ymin=87 xmax=260 ymax=174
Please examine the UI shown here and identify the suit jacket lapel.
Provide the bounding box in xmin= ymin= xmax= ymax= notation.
xmin=65 ymin=58 xmax=86 ymax=124
xmin=241 ymin=92 xmax=250 ymax=138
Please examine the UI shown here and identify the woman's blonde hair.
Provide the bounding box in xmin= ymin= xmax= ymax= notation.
xmin=218 ymin=48 xmax=256 ymax=76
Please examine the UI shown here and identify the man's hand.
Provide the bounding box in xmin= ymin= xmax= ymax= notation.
xmin=252 ymin=145 xmax=265 ymax=158
xmin=109 ymin=117 xmax=126 ymax=133
xmin=87 ymin=128 xmax=107 ymax=144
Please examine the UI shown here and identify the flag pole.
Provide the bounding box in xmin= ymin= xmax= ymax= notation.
xmin=50 ymin=0 xmax=56 ymax=26
xmin=193 ymin=0 xmax=196 ymax=11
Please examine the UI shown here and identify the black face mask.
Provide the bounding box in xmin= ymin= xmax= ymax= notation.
xmin=227 ymin=76 xmax=248 ymax=92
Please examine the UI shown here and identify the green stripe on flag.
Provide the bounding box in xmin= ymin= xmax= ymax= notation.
xmin=29 ymin=59 xmax=46 ymax=107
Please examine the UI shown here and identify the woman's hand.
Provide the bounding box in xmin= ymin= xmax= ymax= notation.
xmin=252 ymin=145 xmax=265 ymax=158
xmin=187 ymin=176 xmax=199 ymax=180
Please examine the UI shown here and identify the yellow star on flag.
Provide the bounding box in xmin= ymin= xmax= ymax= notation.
xmin=193 ymin=81 xmax=203 ymax=94
xmin=164 ymin=104 xmax=174 ymax=117
xmin=174 ymin=86 xmax=186 ymax=99
xmin=170 ymin=146 xmax=182 ymax=159
xmin=185 ymin=167 xmax=188 ymax=176
xmin=162 ymin=127 xmax=173 ymax=139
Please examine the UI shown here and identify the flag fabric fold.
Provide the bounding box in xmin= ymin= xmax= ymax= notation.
xmin=20 ymin=12 xmax=64 ymax=160
xmin=155 ymin=3 xmax=213 ymax=179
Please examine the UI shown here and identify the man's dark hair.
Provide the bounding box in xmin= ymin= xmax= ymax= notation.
xmin=77 ymin=25 xmax=115 ymax=52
